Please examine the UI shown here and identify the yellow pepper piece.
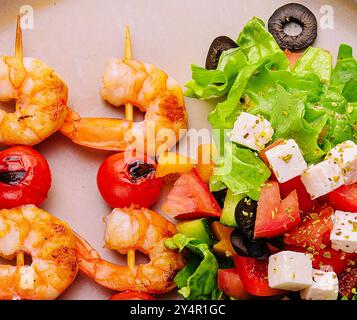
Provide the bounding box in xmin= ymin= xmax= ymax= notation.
xmin=156 ymin=152 xmax=196 ymax=178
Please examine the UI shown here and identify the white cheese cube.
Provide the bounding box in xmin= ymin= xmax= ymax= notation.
xmin=230 ymin=112 xmax=274 ymax=151
xmin=326 ymin=140 xmax=357 ymax=166
xmin=330 ymin=210 xmax=357 ymax=253
xmin=300 ymin=269 xmax=338 ymax=300
xmin=264 ymin=139 xmax=307 ymax=183
xmin=326 ymin=140 xmax=357 ymax=185
xmin=19 ymin=266 xmax=35 ymax=290
xmin=268 ymin=251 xmax=313 ymax=291
xmin=301 ymin=159 xmax=344 ymax=199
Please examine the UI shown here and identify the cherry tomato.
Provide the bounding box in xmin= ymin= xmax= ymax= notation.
xmin=97 ymin=152 xmax=163 ymax=208
xmin=0 ymin=146 xmax=51 ymax=208
xmin=329 ymin=184 xmax=357 ymax=212
xmin=109 ymin=291 xmax=155 ymax=300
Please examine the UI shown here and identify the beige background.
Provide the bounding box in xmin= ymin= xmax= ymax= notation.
xmin=0 ymin=0 xmax=356 ymax=300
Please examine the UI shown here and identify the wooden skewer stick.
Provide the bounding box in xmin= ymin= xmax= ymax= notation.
xmin=15 ymin=15 xmax=24 ymax=267
xmin=124 ymin=26 xmax=136 ymax=271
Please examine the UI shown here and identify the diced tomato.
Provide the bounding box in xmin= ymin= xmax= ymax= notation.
xmin=162 ymin=169 xmax=221 ymax=219
xmin=254 ymin=181 xmax=300 ymax=238
xmin=259 ymin=140 xmax=284 ymax=180
xmin=338 ymin=268 xmax=357 ymax=299
xmin=284 ymin=207 xmax=333 ymax=249
xmin=233 ymin=255 xmax=285 ymax=297
xmin=329 ymin=184 xmax=357 ymax=213
xmin=279 ymin=176 xmax=317 ymax=213
xmin=218 ymin=268 xmax=252 ymax=299
xmin=284 ymin=207 xmax=357 ymax=274
xmin=284 ymin=49 xmax=302 ymax=68
xmin=109 ymin=291 xmax=155 ymax=300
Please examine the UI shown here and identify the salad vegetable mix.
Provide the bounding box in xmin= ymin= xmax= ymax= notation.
xmin=163 ymin=9 xmax=356 ymax=301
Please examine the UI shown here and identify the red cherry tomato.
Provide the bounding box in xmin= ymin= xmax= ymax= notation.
xmin=109 ymin=291 xmax=155 ymax=300
xmin=329 ymin=184 xmax=357 ymax=212
xmin=0 ymin=146 xmax=51 ymax=208
xmin=97 ymin=152 xmax=163 ymax=208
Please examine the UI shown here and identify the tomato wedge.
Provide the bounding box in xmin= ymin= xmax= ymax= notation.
xmin=218 ymin=268 xmax=252 ymax=299
xmin=233 ymin=255 xmax=284 ymax=297
xmin=329 ymin=184 xmax=357 ymax=213
xmin=284 ymin=207 xmax=357 ymax=274
xmin=280 ymin=176 xmax=317 ymax=213
xmin=109 ymin=291 xmax=155 ymax=300
xmin=254 ymin=181 xmax=300 ymax=239
xmin=162 ymin=169 xmax=221 ymax=219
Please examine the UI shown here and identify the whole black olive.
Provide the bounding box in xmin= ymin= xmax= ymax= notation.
xmin=230 ymin=229 xmax=270 ymax=259
xmin=205 ymin=36 xmax=238 ymax=70
xmin=268 ymin=3 xmax=317 ymax=51
xmin=235 ymin=197 xmax=257 ymax=239
xmin=212 ymin=189 xmax=227 ymax=209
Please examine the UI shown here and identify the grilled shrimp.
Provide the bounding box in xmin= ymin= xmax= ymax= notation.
xmin=0 ymin=205 xmax=78 ymax=300
xmin=60 ymin=59 xmax=188 ymax=156
xmin=75 ymin=207 xmax=185 ymax=293
xmin=0 ymin=57 xmax=68 ymax=146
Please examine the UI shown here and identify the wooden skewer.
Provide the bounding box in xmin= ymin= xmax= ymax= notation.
xmin=124 ymin=26 xmax=136 ymax=271
xmin=15 ymin=15 xmax=24 ymax=267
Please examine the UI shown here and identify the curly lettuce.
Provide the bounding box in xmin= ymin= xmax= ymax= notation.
xmin=165 ymin=234 xmax=220 ymax=300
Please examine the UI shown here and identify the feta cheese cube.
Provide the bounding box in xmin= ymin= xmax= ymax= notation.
xmin=330 ymin=210 xmax=357 ymax=253
xmin=268 ymin=251 xmax=313 ymax=291
xmin=264 ymin=139 xmax=307 ymax=183
xmin=230 ymin=112 xmax=274 ymax=151
xmin=300 ymin=269 xmax=338 ymax=300
xmin=19 ymin=266 xmax=35 ymax=290
xmin=326 ymin=140 xmax=357 ymax=184
xmin=301 ymin=159 xmax=344 ymax=199
xmin=326 ymin=140 xmax=357 ymax=166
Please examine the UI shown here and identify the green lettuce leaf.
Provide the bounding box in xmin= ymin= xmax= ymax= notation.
xmin=165 ymin=234 xmax=220 ymax=300
xmin=210 ymin=143 xmax=271 ymax=200
xmin=249 ymin=85 xmax=327 ymax=162
xmin=331 ymin=44 xmax=357 ymax=100
xmin=236 ymin=17 xmax=289 ymax=69
xmin=293 ymin=47 xmax=332 ymax=84
xmin=185 ymin=48 xmax=248 ymax=99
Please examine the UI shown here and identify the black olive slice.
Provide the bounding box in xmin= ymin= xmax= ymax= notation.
xmin=205 ymin=36 xmax=238 ymax=70
xmin=230 ymin=229 xmax=270 ymax=259
xmin=212 ymin=189 xmax=227 ymax=209
xmin=235 ymin=197 xmax=257 ymax=239
xmin=127 ymin=160 xmax=155 ymax=183
xmin=0 ymin=170 xmax=26 ymax=185
xmin=268 ymin=3 xmax=317 ymax=51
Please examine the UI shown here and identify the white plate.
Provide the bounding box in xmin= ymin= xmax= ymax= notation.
xmin=0 ymin=0 xmax=356 ymax=300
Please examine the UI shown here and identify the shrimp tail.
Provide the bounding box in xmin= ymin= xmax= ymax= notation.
xmin=60 ymin=107 xmax=133 ymax=150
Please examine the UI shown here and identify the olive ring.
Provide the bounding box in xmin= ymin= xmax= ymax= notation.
xmin=268 ymin=3 xmax=317 ymax=51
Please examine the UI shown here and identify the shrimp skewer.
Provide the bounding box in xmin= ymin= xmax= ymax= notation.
xmin=60 ymin=30 xmax=187 ymax=157
xmin=0 ymin=17 xmax=68 ymax=146
xmin=0 ymin=205 xmax=78 ymax=300
xmin=75 ymin=207 xmax=185 ymax=293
